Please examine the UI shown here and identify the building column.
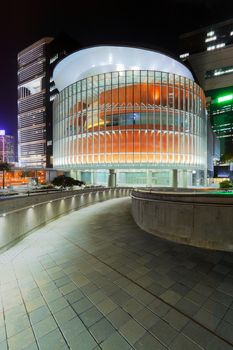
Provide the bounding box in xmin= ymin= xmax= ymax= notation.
xmin=172 ymin=169 xmax=178 ymax=188
xmin=146 ymin=170 xmax=152 ymax=187
xmin=108 ymin=169 xmax=116 ymax=187
xmin=91 ymin=171 xmax=97 ymax=185
xmin=204 ymin=168 xmax=208 ymax=187
xmin=182 ymin=170 xmax=187 ymax=188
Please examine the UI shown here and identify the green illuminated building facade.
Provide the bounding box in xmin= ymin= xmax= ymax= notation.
xmin=207 ymin=89 xmax=233 ymax=162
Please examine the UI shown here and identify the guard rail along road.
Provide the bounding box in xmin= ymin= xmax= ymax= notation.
xmin=0 ymin=187 xmax=132 ymax=252
xmin=131 ymin=189 xmax=233 ymax=252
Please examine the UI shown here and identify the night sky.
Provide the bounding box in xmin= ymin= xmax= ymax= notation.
xmin=1 ymin=0 xmax=233 ymax=141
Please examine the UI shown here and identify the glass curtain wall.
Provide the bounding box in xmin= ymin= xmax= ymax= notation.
xmin=53 ymin=70 xmax=206 ymax=169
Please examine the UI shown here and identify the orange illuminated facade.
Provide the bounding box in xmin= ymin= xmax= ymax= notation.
xmin=53 ymin=47 xmax=207 ymax=186
xmin=0 ymin=169 xmax=46 ymax=188
xmin=54 ymin=71 xmax=206 ymax=166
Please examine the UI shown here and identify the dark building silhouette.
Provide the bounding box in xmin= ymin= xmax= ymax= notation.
xmin=17 ymin=34 xmax=78 ymax=168
xmin=179 ymin=19 xmax=233 ymax=164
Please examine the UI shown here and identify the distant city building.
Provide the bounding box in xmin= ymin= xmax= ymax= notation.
xmin=17 ymin=35 xmax=78 ymax=169
xmin=0 ymin=130 xmax=15 ymax=163
xmin=53 ymin=46 xmax=207 ymax=187
xmin=179 ymin=19 xmax=233 ymax=164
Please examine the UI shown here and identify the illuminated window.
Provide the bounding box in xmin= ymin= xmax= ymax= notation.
xmin=207 ymin=31 xmax=215 ymax=37
xmin=205 ymin=36 xmax=216 ymax=43
xmin=216 ymin=43 xmax=225 ymax=49
xmin=217 ymin=94 xmax=233 ymax=103
xmin=230 ymin=31 xmax=233 ymax=36
xmin=207 ymin=45 xmax=216 ymax=51
xmin=207 ymin=43 xmax=225 ymax=51
xmin=50 ymin=54 xmax=58 ymax=64
xmin=50 ymin=95 xmax=56 ymax=101
xmin=19 ymin=77 xmax=42 ymax=98
xmin=179 ymin=53 xmax=189 ymax=59
xmin=206 ymin=65 xmax=233 ymax=79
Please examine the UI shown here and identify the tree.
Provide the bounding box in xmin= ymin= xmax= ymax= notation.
xmin=219 ymin=180 xmax=233 ymax=190
xmin=0 ymin=162 xmax=11 ymax=189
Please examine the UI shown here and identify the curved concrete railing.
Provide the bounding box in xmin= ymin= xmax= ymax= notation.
xmin=131 ymin=189 xmax=233 ymax=252
xmin=0 ymin=187 xmax=131 ymax=252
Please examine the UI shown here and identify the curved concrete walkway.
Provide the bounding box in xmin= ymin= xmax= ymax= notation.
xmin=0 ymin=198 xmax=233 ymax=350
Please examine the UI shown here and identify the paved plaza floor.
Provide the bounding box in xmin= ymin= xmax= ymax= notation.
xmin=0 ymin=197 xmax=233 ymax=349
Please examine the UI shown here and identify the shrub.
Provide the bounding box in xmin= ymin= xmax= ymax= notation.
xmin=52 ymin=175 xmax=85 ymax=188
xmin=219 ymin=180 xmax=233 ymax=189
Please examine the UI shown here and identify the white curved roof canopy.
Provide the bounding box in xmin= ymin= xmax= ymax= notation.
xmin=53 ymin=46 xmax=194 ymax=91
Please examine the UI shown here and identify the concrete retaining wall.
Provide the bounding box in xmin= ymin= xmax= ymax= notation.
xmin=131 ymin=190 xmax=233 ymax=251
xmin=0 ymin=188 xmax=131 ymax=251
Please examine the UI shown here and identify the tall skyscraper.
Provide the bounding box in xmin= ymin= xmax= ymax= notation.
xmin=17 ymin=35 xmax=78 ymax=169
xmin=0 ymin=130 xmax=15 ymax=163
xmin=18 ymin=37 xmax=53 ymax=168
xmin=179 ymin=19 xmax=233 ymax=164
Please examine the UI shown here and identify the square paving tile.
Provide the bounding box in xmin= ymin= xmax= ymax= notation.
xmin=47 ymin=297 xmax=69 ymax=313
xmin=32 ymin=315 xmax=57 ymax=339
xmin=223 ymin=308 xmax=233 ymax=325
xmin=96 ymin=298 xmax=117 ymax=315
xmin=194 ymin=308 xmax=220 ymax=331
xmin=54 ymin=306 xmax=77 ymax=326
xmin=29 ymin=305 xmax=51 ymax=325
xmin=175 ymin=297 xmax=200 ymax=317
xmin=134 ymin=308 xmax=159 ymax=329
xmin=6 ymin=313 xmax=30 ymax=338
xmin=110 ymin=290 xmax=131 ymax=306
xmin=210 ymin=289 xmax=233 ymax=307
xmin=170 ymin=282 xmax=190 ymax=297
xmin=67 ymin=329 xmax=98 ymax=350
xmin=134 ymin=332 xmax=166 ymax=350
xmin=163 ymin=308 xmax=189 ymax=331
xmin=150 ymin=319 xmax=178 ymax=346
xmin=37 ymin=328 xmax=68 ymax=350
xmin=54 ymin=276 xmax=71 ymax=288
xmin=183 ymin=320 xmax=217 ymax=349
xmin=72 ymin=297 xmax=93 ymax=315
xmin=25 ymin=296 xmax=46 ymax=313
xmin=106 ymin=308 xmax=131 ymax=329
xmin=147 ymin=299 xmax=171 ymax=317
xmin=7 ymin=327 xmax=36 ymax=350
xmin=122 ymin=298 xmax=144 ymax=316
xmin=169 ymin=333 xmax=202 ymax=350
xmin=65 ymin=289 xmax=84 ymax=304
xmin=160 ymin=290 xmax=182 ymax=305
xmin=61 ymin=316 xmax=86 ymax=340
xmin=101 ymin=331 xmax=131 ymax=350
xmin=134 ymin=290 xmax=155 ymax=306
xmin=89 ymin=318 xmax=115 ymax=343
xmin=0 ymin=340 xmax=7 ymax=350
xmin=119 ymin=319 xmax=146 ymax=345
xmin=216 ymin=320 xmax=233 ymax=344
xmin=186 ymin=290 xmax=207 ymax=306
xmin=79 ymin=306 xmax=103 ymax=328
xmin=0 ymin=327 xmax=6 ymax=343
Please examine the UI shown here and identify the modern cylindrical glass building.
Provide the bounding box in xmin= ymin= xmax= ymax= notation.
xmin=53 ymin=46 xmax=207 ymax=187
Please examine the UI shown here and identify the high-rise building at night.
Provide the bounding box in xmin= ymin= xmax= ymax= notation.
xmin=17 ymin=35 xmax=77 ymax=169
xmin=0 ymin=130 xmax=15 ymax=163
xmin=53 ymin=46 xmax=207 ymax=187
xmin=179 ymin=19 xmax=233 ymax=164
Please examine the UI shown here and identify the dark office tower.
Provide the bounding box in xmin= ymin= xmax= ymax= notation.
xmin=179 ymin=19 xmax=233 ymax=164
xmin=18 ymin=37 xmax=53 ymax=168
xmin=17 ymin=35 xmax=78 ymax=169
